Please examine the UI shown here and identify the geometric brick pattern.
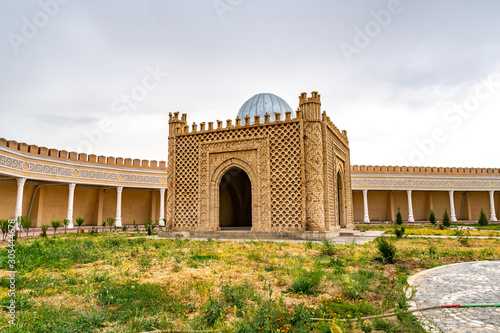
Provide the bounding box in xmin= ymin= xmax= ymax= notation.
xmin=174 ymin=121 xmax=304 ymax=231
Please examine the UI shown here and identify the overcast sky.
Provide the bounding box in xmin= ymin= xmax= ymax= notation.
xmin=1 ymin=0 xmax=499 ymax=167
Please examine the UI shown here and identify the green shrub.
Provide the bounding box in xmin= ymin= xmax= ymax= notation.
xmin=290 ymin=269 xmax=323 ymax=295
xmin=1 ymin=219 xmax=9 ymax=240
xmin=455 ymin=229 xmax=471 ymax=246
xmin=304 ymin=240 xmax=313 ymax=249
xmin=395 ymin=227 xmax=405 ymax=239
xmin=396 ymin=208 xmax=403 ymax=225
xmin=106 ymin=217 xmax=115 ymax=231
xmin=51 ymin=220 xmax=62 ymax=235
xmin=429 ymin=210 xmax=436 ymax=225
xmin=122 ymin=225 xmax=128 ymax=232
xmin=41 ymin=225 xmax=49 ymax=238
xmin=442 ymin=209 xmax=451 ymax=227
xmin=75 ymin=217 xmax=85 ymax=232
xmin=62 ymin=218 xmax=70 ymax=234
xmin=320 ymin=239 xmax=338 ymax=256
xmin=478 ymin=208 xmax=489 ymax=226
xmin=20 ymin=216 xmax=34 ymax=237
xmin=376 ymin=237 xmax=397 ymax=264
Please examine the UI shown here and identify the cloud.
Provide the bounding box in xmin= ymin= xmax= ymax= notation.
xmin=0 ymin=0 xmax=499 ymax=166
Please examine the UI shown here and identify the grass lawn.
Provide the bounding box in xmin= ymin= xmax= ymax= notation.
xmin=0 ymin=232 xmax=499 ymax=332
xmin=359 ymin=223 xmax=500 ymax=237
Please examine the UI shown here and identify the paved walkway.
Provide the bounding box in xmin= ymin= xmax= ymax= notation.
xmin=409 ymin=261 xmax=500 ymax=333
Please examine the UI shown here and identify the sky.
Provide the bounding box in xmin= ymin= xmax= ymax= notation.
xmin=1 ymin=0 xmax=499 ymax=168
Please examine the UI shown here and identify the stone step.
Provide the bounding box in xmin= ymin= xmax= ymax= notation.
xmin=339 ymin=229 xmax=363 ymax=237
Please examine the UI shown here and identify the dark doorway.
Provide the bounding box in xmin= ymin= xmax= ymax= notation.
xmin=219 ymin=167 xmax=252 ymax=229
xmin=337 ymin=172 xmax=345 ymax=227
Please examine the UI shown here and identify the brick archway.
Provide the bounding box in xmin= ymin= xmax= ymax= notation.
xmin=336 ymin=168 xmax=347 ymax=228
xmin=219 ymin=167 xmax=252 ymax=229
xmin=210 ymin=159 xmax=259 ymax=231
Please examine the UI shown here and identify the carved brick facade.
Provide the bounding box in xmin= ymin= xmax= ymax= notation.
xmin=167 ymin=92 xmax=354 ymax=233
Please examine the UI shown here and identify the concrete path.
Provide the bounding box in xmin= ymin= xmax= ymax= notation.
xmin=409 ymin=261 xmax=500 ymax=333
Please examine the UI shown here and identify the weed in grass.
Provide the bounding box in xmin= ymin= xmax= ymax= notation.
xmin=201 ymin=297 xmax=226 ymax=327
xmin=190 ymin=250 xmax=219 ymax=262
xmin=247 ymin=250 xmax=263 ymax=262
xmin=320 ymin=239 xmax=338 ymax=256
xmin=455 ymin=229 xmax=471 ymax=246
xmin=97 ymin=281 xmax=195 ymax=321
xmin=340 ymin=269 xmax=375 ymax=300
xmin=140 ymin=255 xmax=152 ymax=267
xmin=428 ymin=245 xmax=438 ymax=258
xmin=480 ymin=248 xmax=494 ymax=257
xmin=289 ymin=269 xmax=323 ymax=295
xmin=328 ymin=257 xmax=344 ymax=267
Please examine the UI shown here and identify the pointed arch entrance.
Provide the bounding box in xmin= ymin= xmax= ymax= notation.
xmin=219 ymin=167 xmax=252 ymax=229
xmin=337 ymin=171 xmax=346 ymax=227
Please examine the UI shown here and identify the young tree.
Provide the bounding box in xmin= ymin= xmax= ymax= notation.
xmin=396 ymin=208 xmax=403 ymax=225
xmin=429 ymin=210 xmax=436 ymax=225
xmin=1 ymin=219 xmax=9 ymax=241
xmin=107 ymin=217 xmax=115 ymax=232
xmin=51 ymin=220 xmax=62 ymax=236
xmin=41 ymin=225 xmax=49 ymax=238
xmin=62 ymin=218 xmax=71 ymax=234
xmin=478 ymin=208 xmax=489 ymax=226
xmin=75 ymin=217 xmax=85 ymax=233
xmin=442 ymin=209 xmax=451 ymax=227
xmin=20 ymin=216 xmax=34 ymax=238
xmin=102 ymin=220 xmax=107 ymax=232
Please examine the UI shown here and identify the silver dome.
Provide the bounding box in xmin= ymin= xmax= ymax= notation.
xmin=237 ymin=93 xmax=295 ymax=124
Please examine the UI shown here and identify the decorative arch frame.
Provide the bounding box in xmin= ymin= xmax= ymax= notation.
xmin=210 ymin=158 xmax=259 ymax=230
xmin=198 ymin=137 xmax=271 ymax=231
xmin=336 ymin=163 xmax=347 ymax=228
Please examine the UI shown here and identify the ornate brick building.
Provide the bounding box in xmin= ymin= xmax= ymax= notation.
xmin=0 ymin=91 xmax=498 ymax=235
xmin=165 ymin=92 xmax=353 ymax=237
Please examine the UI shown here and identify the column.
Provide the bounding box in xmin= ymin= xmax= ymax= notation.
xmin=15 ymin=178 xmax=27 ymax=228
xmin=490 ymin=190 xmax=498 ymax=222
xmin=362 ymin=189 xmax=370 ymax=223
xmin=115 ymin=186 xmax=123 ymax=227
xmin=159 ymin=188 xmax=166 ymax=226
xmin=66 ymin=183 xmax=76 ymax=228
xmin=407 ymin=190 xmax=415 ymax=222
xmin=449 ymin=190 xmax=457 ymax=222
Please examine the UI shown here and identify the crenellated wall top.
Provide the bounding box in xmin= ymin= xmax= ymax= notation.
xmin=168 ymin=110 xmax=301 ymax=137
xmin=352 ymin=165 xmax=500 ymax=177
xmin=0 ymin=138 xmax=167 ymax=170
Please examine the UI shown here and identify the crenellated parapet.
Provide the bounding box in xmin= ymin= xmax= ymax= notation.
xmin=322 ymin=112 xmax=349 ymax=148
xmin=351 ymin=165 xmax=500 ymax=176
xmin=0 ymin=138 xmax=167 ymax=170
xmin=169 ymin=110 xmax=299 ymax=137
